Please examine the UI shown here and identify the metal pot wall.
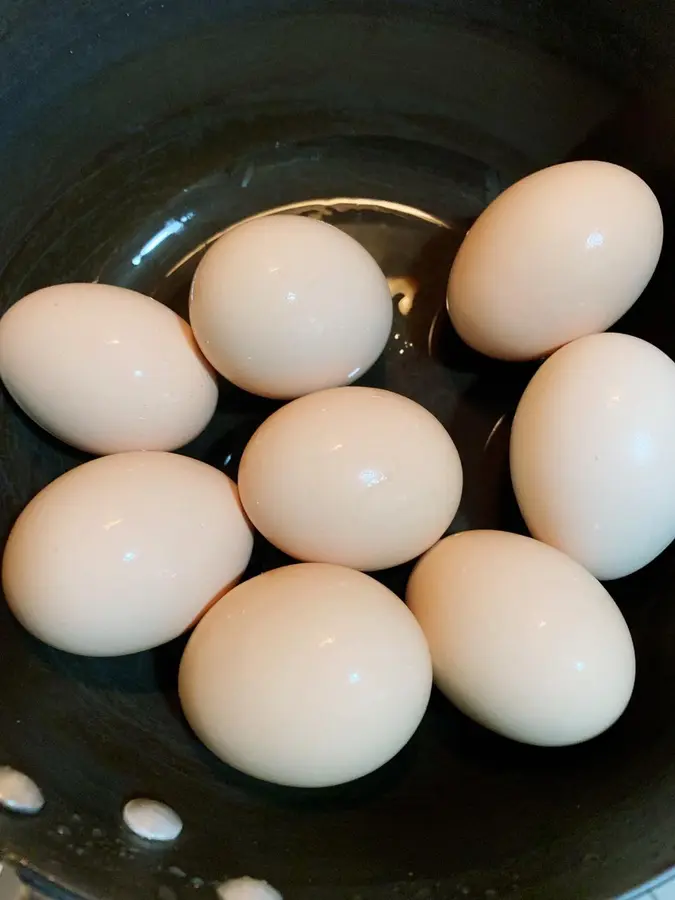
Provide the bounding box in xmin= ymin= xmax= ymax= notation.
xmin=0 ymin=2 xmax=674 ymax=898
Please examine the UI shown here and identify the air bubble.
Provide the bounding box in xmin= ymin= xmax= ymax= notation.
xmin=0 ymin=766 xmax=44 ymax=814
xmin=216 ymin=877 xmax=283 ymax=900
xmin=122 ymin=798 xmax=182 ymax=842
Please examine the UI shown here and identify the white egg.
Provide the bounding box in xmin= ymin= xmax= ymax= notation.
xmin=511 ymin=332 xmax=675 ymax=579
xmin=0 ymin=282 xmax=217 ymax=454
xmin=447 ymin=161 xmax=663 ymax=360
xmin=189 ymin=214 xmax=393 ymax=398
xmin=179 ymin=563 xmax=432 ymax=787
xmin=407 ymin=530 xmax=635 ymax=746
xmin=3 ymin=452 xmax=253 ymax=656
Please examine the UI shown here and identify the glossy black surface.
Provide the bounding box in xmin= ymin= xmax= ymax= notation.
xmin=1 ymin=2 xmax=675 ymax=898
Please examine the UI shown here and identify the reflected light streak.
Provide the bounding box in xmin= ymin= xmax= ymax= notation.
xmin=132 ymin=212 xmax=195 ymax=267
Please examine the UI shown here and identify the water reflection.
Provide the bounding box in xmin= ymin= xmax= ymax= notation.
xmin=131 ymin=212 xmax=196 ymax=267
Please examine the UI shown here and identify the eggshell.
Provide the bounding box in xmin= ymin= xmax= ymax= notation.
xmin=447 ymin=161 xmax=663 ymax=360
xmin=179 ymin=563 xmax=432 ymax=787
xmin=238 ymin=386 xmax=463 ymax=571
xmin=189 ymin=214 xmax=393 ymax=398
xmin=511 ymin=332 xmax=675 ymax=579
xmin=3 ymin=451 xmax=253 ymax=656
xmin=406 ymin=530 xmax=635 ymax=746
xmin=0 ymin=282 xmax=218 ymax=454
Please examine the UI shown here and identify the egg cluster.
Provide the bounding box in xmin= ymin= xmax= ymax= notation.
xmin=0 ymin=159 xmax=664 ymax=789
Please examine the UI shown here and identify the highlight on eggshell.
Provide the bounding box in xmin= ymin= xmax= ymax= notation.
xmin=189 ymin=213 xmax=393 ymax=399
xmin=447 ymin=160 xmax=663 ymax=361
xmin=0 ymin=282 xmax=218 ymax=455
xmin=406 ymin=530 xmax=636 ymax=746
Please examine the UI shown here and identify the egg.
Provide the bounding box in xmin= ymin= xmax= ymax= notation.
xmin=179 ymin=563 xmax=432 ymax=787
xmin=189 ymin=214 xmax=393 ymax=399
xmin=3 ymin=452 xmax=253 ymax=656
xmin=407 ymin=530 xmax=635 ymax=746
xmin=238 ymin=386 xmax=463 ymax=571
xmin=0 ymin=282 xmax=218 ymax=454
xmin=511 ymin=332 xmax=675 ymax=579
xmin=447 ymin=160 xmax=663 ymax=361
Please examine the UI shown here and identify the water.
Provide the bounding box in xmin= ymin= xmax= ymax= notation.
xmin=0 ymin=128 xmax=544 ymax=899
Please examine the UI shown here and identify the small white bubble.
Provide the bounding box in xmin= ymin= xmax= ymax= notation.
xmin=216 ymin=877 xmax=283 ymax=900
xmin=122 ymin=799 xmax=182 ymax=842
xmin=0 ymin=766 xmax=44 ymax=814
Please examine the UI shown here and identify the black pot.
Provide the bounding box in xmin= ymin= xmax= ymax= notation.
xmin=0 ymin=2 xmax=674 ymax=898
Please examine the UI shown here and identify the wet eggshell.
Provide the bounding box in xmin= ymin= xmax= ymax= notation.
xmin=2 ymin=452 xmax=253 ymax=656
xmin=406 ymin=530 xmax=635 ymax=746
xmin=237 ymin=386 xmax=463 ymax=571
xmin=0 ymin=283 xmax=218 ymax=455
xmin=189 ymin=214 xmax=393 ymax=399
xmin=511 ymin=332 xmax=675 ymax=580
xmin=179 ymin=563 xmax=432 ymax=787
xmin=447 ymin=161 xmax=663 ymax=360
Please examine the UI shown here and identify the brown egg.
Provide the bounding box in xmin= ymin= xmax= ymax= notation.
xmin=189 ymin=214 xmax=393 ymax=399
xmin=0 ymin=283 xmax=218 ymax=454
xmin=448 ymin=161 xmax=663 ymax=361
xmin=407 ymin=530 xmax=635 ymax=746
xmin=510 ymin=332 xmax=675 ymax=579
xmin=238 ymin=386 xmax=462 ymax=571
xmin=3 ymin=452 xmax=253 ymax=656
xmin=179 ymin=563 xmax=432 ymax=787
